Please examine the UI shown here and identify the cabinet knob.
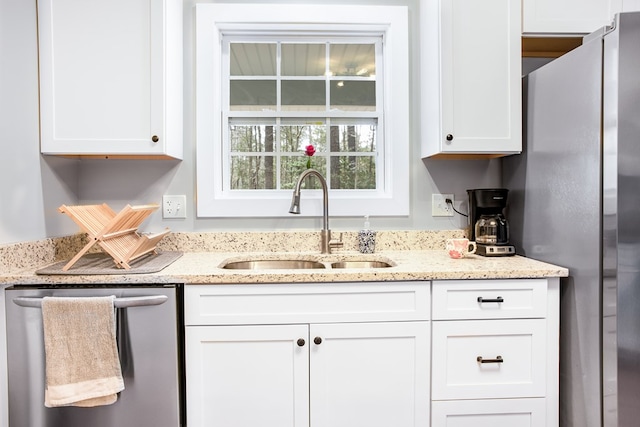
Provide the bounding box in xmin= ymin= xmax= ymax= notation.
xmin=297 ymin=338 xmax=306 ymax=347
xmin=313 ymin=336 xmax=323 ymax=345
xmin=152 ymin=135 xmax=159 ymax=143
xmin=477 ymin=355 xmax=503 ymax=364
xmin=445 ymin=134 xmax=454 ymax=142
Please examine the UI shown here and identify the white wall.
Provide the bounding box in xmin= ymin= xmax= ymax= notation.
xmin=0 ymin=0 xmax=503 ymax=245
xmin=0 ymin=0 xmax=79 ymax=245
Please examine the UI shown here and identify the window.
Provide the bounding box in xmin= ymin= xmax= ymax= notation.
xmin=196 ymin=4 xmax=409 ymax=217
xmin=226 ymin=38 xmax=380 ymax=191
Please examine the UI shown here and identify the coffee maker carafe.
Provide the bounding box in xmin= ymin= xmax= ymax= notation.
xmin=467 ymin=188 xmax=515 ymax=256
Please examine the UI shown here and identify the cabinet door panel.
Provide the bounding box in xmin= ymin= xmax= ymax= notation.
xmin=432 ymin=398 xmax=546 ymax=426
xmin=41 ymin=0 xmax=154 ymax=141
xmin=37 ymin=0 xmax=182 ymax=158
xmin=523 ymin=0 xmax=622 ymax=33
xmin=432 ymin=279 xmax=548 ymax=320
xmin=186 ymin=324 xmax=310 ymax=427
xmin=439 ymin=0 xmax=521 ymax=154
xmin=623 ymin=0 xmax=640 ymax=11
xmin=309 ymin=321 xmax=430 ymax=427
xmin=432 ymin=319 xmax=547 ymax=400
xmin=184 ymin=282 xmax=430 ymax=325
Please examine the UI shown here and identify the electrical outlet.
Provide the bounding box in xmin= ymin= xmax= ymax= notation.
xmin=162 ymin=195 xmax=187 ymax=219
xmin=432 ymin=194 xmax=454 ymax=217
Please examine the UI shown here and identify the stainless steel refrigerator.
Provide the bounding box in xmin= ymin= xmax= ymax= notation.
xmin=503 ymin=11 xmax=640 ymax=427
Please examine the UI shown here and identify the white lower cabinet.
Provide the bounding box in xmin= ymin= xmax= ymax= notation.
xmin=432 ymin=319 xmax=547 ymax=400
xmin=184 ymin=279 xmax=559 ymax=426
xmin=185 ymin=282 xmax=431 ymax=427
xmin=186 ymin=324 xmax=310 ymax=427
xmin=432 ymin=398 xmax=547 ymax=426
xmin=431 ymin=279 xmax=559 ymax=427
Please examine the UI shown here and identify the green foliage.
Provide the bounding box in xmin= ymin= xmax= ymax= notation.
xmin=229 ymin=123 xmax=376 ymax=190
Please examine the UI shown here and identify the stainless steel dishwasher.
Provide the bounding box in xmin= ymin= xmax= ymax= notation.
xmin=5 ymin=284 xmax=184 ymax=427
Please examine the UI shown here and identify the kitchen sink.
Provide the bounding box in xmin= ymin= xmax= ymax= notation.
xmin=330 ymin=261 xmax=393 ymax=269
xmin=221 ymin=257 xmax=395 ymax=270
xmin=222 ymin=260 xmax=326 ymax=270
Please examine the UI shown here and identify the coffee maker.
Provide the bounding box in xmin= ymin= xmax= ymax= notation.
xmin=467 ymin=188 xmax=515 ymax=257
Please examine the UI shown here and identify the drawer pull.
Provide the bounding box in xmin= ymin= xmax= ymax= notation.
xmin=477 ymin=296 xmax=504 ymax=304
xmin=314 ymin=336 xmax=323 ymax=345
xmin=477 ymin=355 xmax=503 ymax=364
xmin=297 ymin=338 xmax=306 ymax=347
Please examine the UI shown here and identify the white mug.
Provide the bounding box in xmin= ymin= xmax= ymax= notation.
xmin=446 ymin=238 xmax=477 ymax=259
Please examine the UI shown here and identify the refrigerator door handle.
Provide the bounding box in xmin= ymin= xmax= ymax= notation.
xmin=12 ymin=295 xmax=168 ymax=309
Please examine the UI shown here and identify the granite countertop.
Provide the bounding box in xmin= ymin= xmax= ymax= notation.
xmin=0 ymin=231 xmax=568 ymax=285
xmin=0 ymin=249 xmax=568 ymax=286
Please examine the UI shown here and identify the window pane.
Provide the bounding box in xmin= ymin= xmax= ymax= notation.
xmin=230 ymin=80 xmax=276 ymax=110
xmin=330 ymin=81 xmax=376 ymax=111
xmin=330 ymin=44 xmax=375 ymax=77
xmin=281 ymin=156 xmax=327 ymax=190
xmin=230 ymin=155 xmax=276 ymax=189
xmin=230 ymin=123 xmax=276 ymax=152
xmin=280 ymin=122 xmax=326 ymax=152
xmin=230 ymin=43 xmax=276 ymax=76
xmin=282 ymin=80 xmax=326 ymax=111
xmin=330 ymin=156 xmax=376 ymax=189
xmin=281 ymin=44 xmax=326 ymax=76
xmin=329 ymin=123 xmax=377 ymax=153
xmin=223 ymin=38 xmax=382 ymax=194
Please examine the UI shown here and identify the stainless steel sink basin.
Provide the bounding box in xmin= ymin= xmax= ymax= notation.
xmin=222 ymin=260 xmax=326 ymax=270
xmin=330 ymin=261 xmax=392 ymax=269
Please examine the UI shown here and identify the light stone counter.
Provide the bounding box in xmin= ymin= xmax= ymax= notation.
xmin=0 ymin=231 xmax=568 ymax=285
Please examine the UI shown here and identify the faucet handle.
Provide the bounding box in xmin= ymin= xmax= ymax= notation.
xmin=329 ymin=232 xmax=344 ymax=250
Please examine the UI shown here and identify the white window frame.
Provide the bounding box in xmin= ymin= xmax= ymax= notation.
xmin=196 ymin=3 xmax=409 ymax=218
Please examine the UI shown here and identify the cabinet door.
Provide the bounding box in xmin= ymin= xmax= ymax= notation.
xmin=185 ymin=324 xmax=310 ymax=427
xmin=523 ymin=0 xmax=622 ymax=34
xmin=309 ymin=321 xmax=430 ymax=427
xmin=423 ymin=0 xmax=521 ymax=156
xmin=623 ymin=0 xmax=640 ymax=11
xmin=37 ymin=0 xmax=182 ymax=158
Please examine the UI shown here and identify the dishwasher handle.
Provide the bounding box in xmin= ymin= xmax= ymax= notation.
xmin=12 ymin=295 xmax=168 ymax=309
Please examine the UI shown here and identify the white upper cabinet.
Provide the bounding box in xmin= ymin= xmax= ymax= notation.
xmin=522 ymin=0 xmax=623 ymax=34
xmin=37 ymin=0 xmax=183 ymax=159
xmin=623 ymin=0 xmax=640 ymax=12
xmin=421 ymin=0 xmax=522 ymax=158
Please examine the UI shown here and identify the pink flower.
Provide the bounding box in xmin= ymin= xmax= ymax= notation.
xmin=304 ymin=145 xmax=316 ymax=157
xmin=304 ymin=145 xmax=315 ymax=168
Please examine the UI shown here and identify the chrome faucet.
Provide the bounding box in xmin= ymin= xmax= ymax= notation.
xmin=289 ymin=169 xmax=343 ymax=254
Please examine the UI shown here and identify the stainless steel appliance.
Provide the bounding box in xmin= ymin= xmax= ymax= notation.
xmin=5 ymin=284 xmax=184 ymax=427
xmin=503 ymin=11 xmax=640 ymax=426
xmin=467 ymin=188 xmax=515 ymax=256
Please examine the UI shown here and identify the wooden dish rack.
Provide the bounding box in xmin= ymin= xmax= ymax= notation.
xmin=58 ymin=203 xmax=170 ymax=271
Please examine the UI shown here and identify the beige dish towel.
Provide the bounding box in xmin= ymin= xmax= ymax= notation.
xmin=42 ymin=296 xmax=125 ymax=408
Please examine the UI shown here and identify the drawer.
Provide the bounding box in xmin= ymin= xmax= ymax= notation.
xmin=432 ymin=319 xmax=547 ymax=400
xmin=184 ymin=282 xmax=430 ymax=325
xmin=432 ymin=279 xmax=548 ymax=320
xmin=432 ymin=398 xmax=547 ymax=427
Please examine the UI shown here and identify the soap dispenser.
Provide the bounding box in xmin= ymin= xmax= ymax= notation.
xmin=358 ymin=215 xmax=376 ymax=254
